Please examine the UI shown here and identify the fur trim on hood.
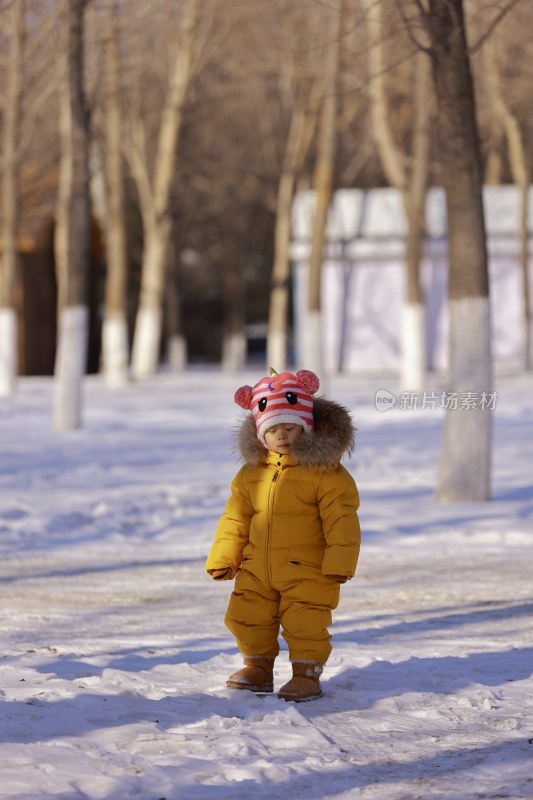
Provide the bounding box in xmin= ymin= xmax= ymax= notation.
xmin=236 ymin=397 xmax=356 ymax=469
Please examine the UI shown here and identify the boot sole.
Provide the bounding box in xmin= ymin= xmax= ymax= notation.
xmin=278 ymin=690 xmax=323 ymax=702
xmin=226 ymin=680 xmax=274 ymax=693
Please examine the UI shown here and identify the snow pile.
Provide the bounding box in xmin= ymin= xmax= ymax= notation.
xmin=0 ymin=370 xmax=532 ymax=799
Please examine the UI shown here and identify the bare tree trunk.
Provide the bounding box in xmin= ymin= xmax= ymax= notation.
xmin=55 ymin=86 xmax=73 ymax=322
xmin=267 ymin=92 xmax=320 ymax=372
xmin=102 ymin=0 xmax=129 ymax=387
xmin=221 ymin=239 xmax=246 ymax=373
xmin=484 ymin=38 xmax=531 ymax=370
xmin=267 ymin=170 xmax=295 ymax=371
xmin=484 ymin=136 xmax=504 ymax=185
xmin=54 ymin=0 xmax=91 ymax=431
xmin=363 ymin=0 xmax=406 ymax=191
xmin=402 ymin=51 xmax=432 ymax=390
xmin=0 ymin=0 xmax=25 ymax=398
xmin=429 ymin=0 xmax=493 ymax=502
xmin=303 ymin=0 xmax=342 ymax=376
xmin=130 ymin=0 xmax=197 ymax=379
xmin=165 ymin=231 xmax=187 ymax=372
xmin=364 ymin=0 xmax=431 ymax=390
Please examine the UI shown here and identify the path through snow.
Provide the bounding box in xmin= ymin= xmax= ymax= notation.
xmin=0 ymin=370 xmax=532 ymax=799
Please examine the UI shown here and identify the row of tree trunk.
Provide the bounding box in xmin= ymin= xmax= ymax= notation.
xmin=0 ymin=0 xmax=526 ymax=502
xmin=0 ymin=0 xmax=25 ymax=397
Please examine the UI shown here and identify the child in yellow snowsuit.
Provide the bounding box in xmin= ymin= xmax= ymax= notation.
xmin=205 ymin=369 xmax=361 ymax=702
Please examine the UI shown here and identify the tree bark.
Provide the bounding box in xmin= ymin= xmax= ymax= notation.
xmin=402 ymin=50 xmax=432 ymax=390
xmin=130 ymin=0 xmax=197 ymax=379
xmin=53 ymin=0 xmax=91 ymax=431
xmin=364 ymin=0 xmax=431 ymax=390
xmin=267 ymin=84 xmax=321 ymax=372
xmin=363 ymin=0 xmax=406 ymax=192
xmin=221 ymin=238 xmax=246 ymax=373
xmin=429 ymin=0 xmax=493 ymax=502
xmin=303 ymin=0 xmax=342 ymax=376
xmin=267 ymin=170 xmax=295 ymax=372
xmin=101 ymin=0 xmax=129 ymax=387
xmin=0 ymin=0 xmax=25 ymax=397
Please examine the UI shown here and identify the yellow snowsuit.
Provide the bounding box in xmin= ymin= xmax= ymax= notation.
xmin=206 ymin=397 xmax=361 ymax=664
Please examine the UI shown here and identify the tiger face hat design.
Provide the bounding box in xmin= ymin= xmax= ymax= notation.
xmin=234 ymin=369 xmax=320 ymax=447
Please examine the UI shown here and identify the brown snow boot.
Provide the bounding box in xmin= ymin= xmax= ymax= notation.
xmin=278 ymin=661 xmax=323 ymax=702
xmin=226 ymin=656 xmax=275 ymax=693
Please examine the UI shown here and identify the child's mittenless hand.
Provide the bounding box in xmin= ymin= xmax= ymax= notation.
xmin=209 ymin=567 xmax=235 ymax=581
xmin=327 ymin=574 xmax=348 ymax=584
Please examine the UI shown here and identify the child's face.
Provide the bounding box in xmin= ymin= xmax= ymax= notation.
xmin=264 ymin=423 xmax=303 ymax=454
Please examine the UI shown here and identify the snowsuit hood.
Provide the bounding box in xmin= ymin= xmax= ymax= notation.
xmin=236 ymin=397 xmax=356 ymax=469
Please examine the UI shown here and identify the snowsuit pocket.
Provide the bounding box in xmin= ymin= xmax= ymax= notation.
xmin=288 ymin=559 xmax=321 ymax=570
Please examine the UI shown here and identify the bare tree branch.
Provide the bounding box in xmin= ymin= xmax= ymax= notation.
xmin=470 ymin=0 xmax=522 ymax=53
xmin=394 ymin=0 xmax=431 ymax=53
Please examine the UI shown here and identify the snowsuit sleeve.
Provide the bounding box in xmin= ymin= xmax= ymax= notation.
xmin=318 ymin=466 xmax=361 ymax=579
xmin=205 ymin=467 xmax=254 ymax=576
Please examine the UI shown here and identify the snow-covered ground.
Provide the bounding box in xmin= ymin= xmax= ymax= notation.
xmin=0 ymin=369 xmax=532 ymax=800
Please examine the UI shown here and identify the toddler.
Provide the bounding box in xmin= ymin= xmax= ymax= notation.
xmin=205 ymin=369 xmax=360 ymax=701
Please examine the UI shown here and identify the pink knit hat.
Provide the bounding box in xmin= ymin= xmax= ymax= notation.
xmin=234 ymin=369 xmax=320 ymax=446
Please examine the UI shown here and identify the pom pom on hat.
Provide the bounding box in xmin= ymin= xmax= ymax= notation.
xmin=295 ymin=369 xmax=320 ymax=395
xmin=235 ymin=368 xmax=320 ymax=446
xmin=234 ymin=385 xmax=253 ymax=410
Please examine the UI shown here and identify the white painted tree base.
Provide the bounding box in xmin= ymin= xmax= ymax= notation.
xmin=436 ymin=296 xmax=492 ymax=502
xmin=266 ymin=330 xmax=287 ymax=373
xmin=0 ymin=308 xmax=17 ymax=397
xmin=54 ymin=306 xmax=88 ymax=431
xmin=102 ymin=314 xmax=129 ymax=387
xmin=400 ymin=302 xmax=426 ymax=391
xmin=222 ymin=332 xmax=246 ymax=373
xmin=131 ymin=306 xmax=162 ymax=379
xmin=168 ymin=335 xmax=187 ymax=373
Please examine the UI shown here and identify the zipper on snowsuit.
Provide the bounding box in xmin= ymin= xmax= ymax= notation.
xmin=266 ymin=468 xmax=280 ymax=584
